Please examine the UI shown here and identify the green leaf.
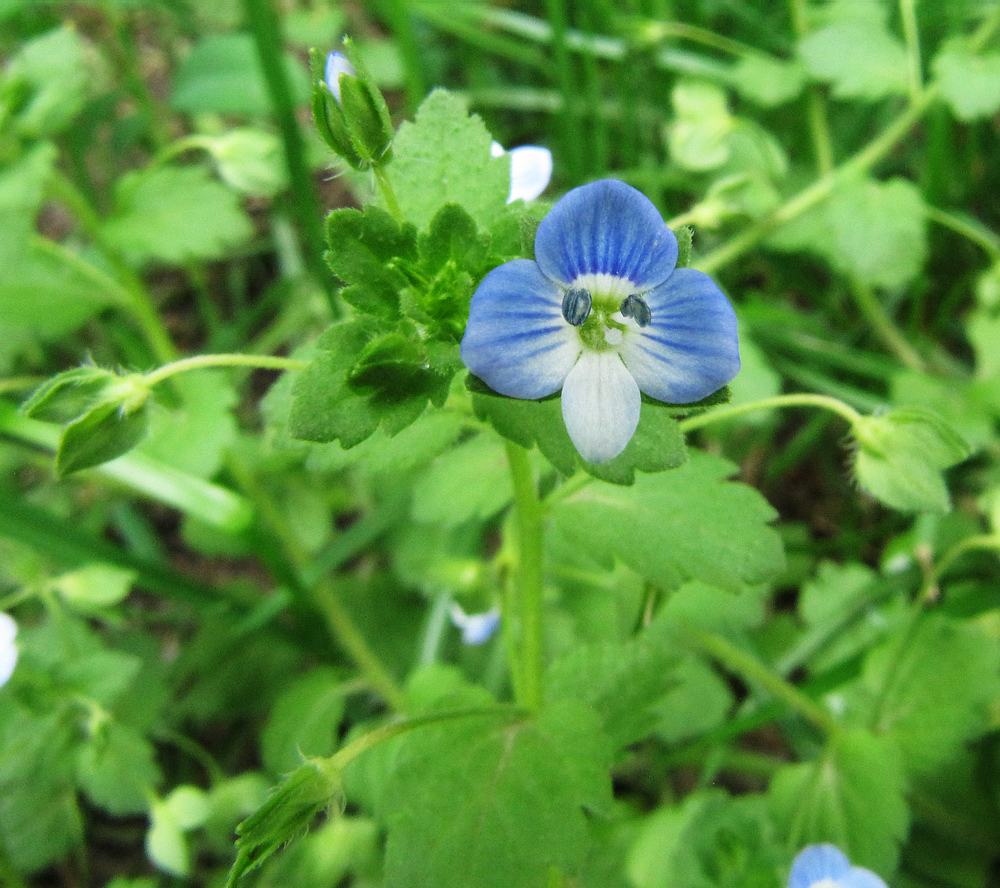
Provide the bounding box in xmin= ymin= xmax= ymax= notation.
xmin=325 ymin=205 xmax=417 ymax=319
xmin=52 ymin=563 xmax=136 ymax=610
xmin=379 ymin=702 xmax=612 ymax=888
xmin=845 ymin=613 xmax=1000 ymax=777
xmin=204 ymin=128 xmax=288 ymax=196
xmin=729 ymin=54 xmax=807 ymax=106
xmin=387 ymin=89 xmax=510 ymax=230
xmin=101 ymin=165 xmax=253 ymax=266
xmin=827 ymin=177 xmax=927 ymax=289
xmin=76 ymin=722 xmax=161 ymax=815
xmin=798 ymin=19 xmax=907 ymax=99
xmin=853 ymin=407 xmax=970 ymax=512
xmin=551 ymin=452 xmax=784 ymax=592
xmin=411 ymin=434 xmax=513 ymax=528
xmin=652 ymin=655 xmax=733 ymax=744
xmin=468 ymin=376 xmax=689 ymax=484
xmin=229 ymin=759 xmax=344 ymax=884
xmin=932 ymin=41 xmax=1000 ymax=121
xmin=769 ymin=728 xmax=909 ymax=874
xmin=171 ymin=33 xmax=311 ymax=115
xmin=262 ymin=668 xmax=346 ymax=776
xmin=668 ymin=80 xmax=734 ymax=171
xmin=56 ymin=399 xmax=152 ymax=477
xmin=20 ymin=366 xmax=118 ymax=423
xmin=2 ymin=25 xmax=104 ymax=137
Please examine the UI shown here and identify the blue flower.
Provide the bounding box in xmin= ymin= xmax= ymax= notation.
xmin=0 ymin=613 xmax=17 ymax=688
xmin=449 ymin=604 xmax=501 ymax=645
xmin=788 ymin=845 xmax=888 ymax=888
xmin=460 ymin=179 xmax=740 ymax=463
xmin=491 ymin=141 xmax=553 ymax=203
xmin=324 ymin=51 xmax=355 ymax=104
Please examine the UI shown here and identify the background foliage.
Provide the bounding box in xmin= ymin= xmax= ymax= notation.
xmin=1 ymin=1 xmax=1000 ymax=887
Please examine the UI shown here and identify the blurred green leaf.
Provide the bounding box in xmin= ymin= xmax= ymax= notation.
xmin=204 ymin=128 xmax=288 ymax=196
xmin=262 ymin=668 xmax=346 ymax=776
xmin=76 ymin=722 xmax=161 ymax=815
xmin=729 ymin=55 xmax=807 ymax=107
xmin=101 ymin=165 xmax=253 ymax=266
xmin=56 ymin=399 xmax=151 ymax=478
xmin=769 ymin=728 xmax=908 ymax=873
xmin=933 ymin=42 xmax=1000 ymax=121
xmin=387 ymin=89 xmax=510 ymax=230
xmin=52 ymin=563 xmax=136 ymax=610
xmin=171 ymin=33 xmax=310 ymax=115
xmin=668 ymin=80 xmax=734 ymax=171
xmin=798 ymin=18 xmax=907 ymax=99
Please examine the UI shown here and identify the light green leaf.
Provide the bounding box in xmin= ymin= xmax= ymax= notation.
xmin=204 ymin=128 xmax=288 ymax=196
xmin=101 ymin=165 xmax=253 ymax=266
xmin=827 ymin=177 xmax=927 ymax=288
xmin=171 ymin=33 xmax=311 ymax=115
xmin=262 ymin=668 xmax=346 ymax=776
xmin=652 ymin=654 xmax=733 ymax=744
xmin=769 ymin=728 xmax=909 ymax=874
xmin=52 ymin=563 xmax=136 ymax=610
xmin=411 ymin=434 xmax=513 ymax=528
xmin=853 ymin=407 xmax=970 ymax=512
xmin=846 ymin=613 xmax=1000 ymax=776
xmin=933 ymin=42 xmax=1000 ymax=121
xmin=379 ymin=702 xmax=612 ymax=888
xmin=76 ymin=722 xmax=161 ymax=815
xmin=668 ymin=80 xmax=734 ymax=171
xmin=799 ymin=20 xmax=908 ymax=99
xmin=146 ymin=798 xmax=191 ymax=876
xmin=387 ymin=89 xmax=510 ymax=230
xmin=551 ymin=452 xmax=784 ymax=592
xmin=730 ymin=54 xmax=807 ymax=106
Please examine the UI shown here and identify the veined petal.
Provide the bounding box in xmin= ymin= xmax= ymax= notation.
xmin=788 ymin=845 xmax=852 ymax=888
xmin=619 ymin=267 xmax=739 ymax=404
xmin=506 ymin=146 xmax=552 ymax=203
xmin=461 ymin=259 xmax=581 ymax=399
xmin=561 ymin=350 xmax=640 ymax=463
xmin=535 ymin=179 xmax=678 ymax=290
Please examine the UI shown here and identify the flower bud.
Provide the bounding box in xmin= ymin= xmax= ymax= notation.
xmin=310 ymin=43 xmax=393 ymax=171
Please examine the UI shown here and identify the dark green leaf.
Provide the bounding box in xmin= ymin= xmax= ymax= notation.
xmin=20 ymin=366 xmax=117 ymax=423
xmin=56 ymin=400 xmax=151 ymax=477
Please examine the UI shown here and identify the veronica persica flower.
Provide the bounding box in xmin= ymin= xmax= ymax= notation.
xmin=788 ymin=845 xmax=888 ymax=888
xmin=449 ymin=604 xmax=501 ymax=645
xmin=0 ymin=613 xmax=17 ymax=688
xmin=461 ymin=178 xmax=740 ymax=463
xmin=491 ymin=141 xmax=553 ymax=203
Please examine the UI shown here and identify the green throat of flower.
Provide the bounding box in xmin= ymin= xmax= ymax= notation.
xmin=562 ymin=288 xmax=650 ymax=352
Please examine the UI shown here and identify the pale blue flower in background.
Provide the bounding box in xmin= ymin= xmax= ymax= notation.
xmin=491 ymin=141 xmax=553 ymax=203
xmin=0 ymin=612 xmax=18 ymax=688
xmin=788 ymin=845 xmax=888 ymax=888
xmin=449 ymin=604 xmax=501 ymax=645
xmin=461 ymin=178 xmax=739 ymax=463
xmin=324 ymin=51 xmax=355 ymax=104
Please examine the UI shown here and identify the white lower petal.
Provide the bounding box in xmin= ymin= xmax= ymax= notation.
xmin=561 ymin=350 xmax=640 ymax=463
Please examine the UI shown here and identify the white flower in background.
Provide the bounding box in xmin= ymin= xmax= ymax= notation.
xmin=788 ymin=845 xmax=888 ymax=888
xmin=0 ymin=613 xmax=18 ymax=688
xmin=449 ymin=604 xmax=501 ymax=645
xmin=491 ymin=141 xmax=553 ymax=203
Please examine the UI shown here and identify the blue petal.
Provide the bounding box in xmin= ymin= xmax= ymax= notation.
xmin=561 ymin=350 xmax=640 ymax=463
xmin=788 ymin=845 xmax=852 ymax=888
xmin=619 ymin=268 xmax=739 ymax=403
xmin=535 ymin=179 xmax=678 ymax=289
xmin=461 ymin=259 xmax=581 ymax=399
xmin=841 ymin=868 xmax=888 ymax=888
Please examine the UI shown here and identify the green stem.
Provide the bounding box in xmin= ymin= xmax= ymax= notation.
xmin=847 ymin=276 xmax=927 ymax=371
xmin=373 ymin=165 xmax=404 ymax=223
xmin=899 ymin=0 xmax=924 ymax=103
xmin=678 ymin=393 xmax=862 ymax=434
xmin=923 ymin=533 xmax=1000 ymax=598
xmin=143 ymin=353 xmax=308 ymax=388
xmin=687 ymin=628 xmax=838 ymax=735
xmin=924 ymin=206 xmax=1000 ymax=262
xmin=504 ymin=441 xmax=546 ymax=710
xmin=241 ymin=0 xmax=333 ymax=308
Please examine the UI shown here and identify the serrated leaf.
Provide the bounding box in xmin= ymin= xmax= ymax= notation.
xmin=56 ymin=400 xmax=151 ymax=477
xmin=769 ymin=729 xmax=909 ymax=874
xmin=551 ymin=452 xmax=784 ymax=592
xmin=853 ymin=407 xmax=970 ymax=512
xmin=262 ymin=668 xmax=346 ymax=776
xmin=933 ymin=42 xmax=1000 ymax=121
xmin=827 ymin=177 xmax=927 ymax=288
xmin=379 ymin=702 xmax=612 ymax=888
xmin=101 ymin=165 xmax=253 ymax=265
xmin=325 ymin=206 xmax=417 ymax=319
xmin=76 ymin=722 xmax=161 ymax=815
xmin=845 ymin=613 xmax=1000 ymax=777
xmin=387 ymin=89 xmax=510 ymax=230
xmin=468 ymin=375 xmax=689 ymax=484
xmin=799 ymin=20 xmax=908 ymax=99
